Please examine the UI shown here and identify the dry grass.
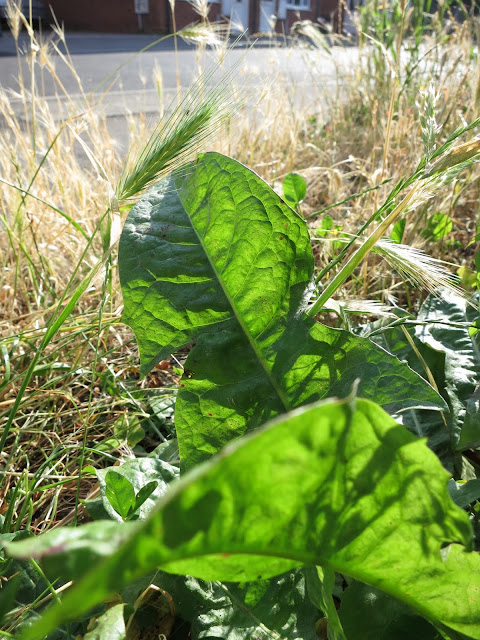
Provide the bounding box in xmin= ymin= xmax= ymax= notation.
xmin=1 ymin=1 xmax=480 ymax=540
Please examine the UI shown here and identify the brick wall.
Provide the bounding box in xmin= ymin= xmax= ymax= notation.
xmin=41 ymin=0 xmax=338 ymax=33
xmin=170 ymin=1 xmax=223 ymax=31
xmin=42 ymin=0 xmax=223 ymax=33
xmin=44 ymin=0 xmax=138 ymax=32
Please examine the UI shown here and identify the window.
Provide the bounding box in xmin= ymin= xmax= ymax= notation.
xmin=286 ymin=0 xmax=310 ymax=9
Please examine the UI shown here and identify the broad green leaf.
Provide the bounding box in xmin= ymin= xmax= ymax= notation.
xmin=338 ymin=582 xmax=441 ymax=640
xmin=7 ymin=398 xmax=478 ymax=640
xmin=105 ymin=471 xmax=135 ymax=520
xmin=361 ymin=309 xmax=454 ymax=467
xmin=415 ymin=292 xmax=480 ymax=450
xmin=153 ymin=570 xmax=320 ymax=639
xmin=363 ymin=295 xmax=480 ymax=471
xmin=390 ymin=218 xmax=406 ymax=243
xmin=175 ymin=312 xmax=445 ymax=469
xmin=133 ymin=481 xmax=158 ymax=515
xmin=425 ymin=212 xmax=453 ymax=241
xmin=282 ymin=172 xmax=306 ymax=208
xmin=119 ymin=152 xmax=444 ymax=468
xmin=119 ymin=152 xmax=313 ymax=376
xmin=83 ymin=604 xmax=125 ymax=640
xmin=97 ymin=457 xmax=178 ymax=521
xmin=449 ymin=479 xmax=480 ymax=509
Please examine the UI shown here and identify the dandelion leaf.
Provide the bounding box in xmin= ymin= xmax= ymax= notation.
xmin=7 ymin=398 xmax=480 ymax=640
xmin=415 ymin=292 xmax=480 ymax=451
xmin=119 ymin=152 xmax=445 ymax=469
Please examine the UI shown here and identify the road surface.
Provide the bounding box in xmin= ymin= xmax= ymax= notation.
xmin=0 ymin=31 xmax=358 ymax=153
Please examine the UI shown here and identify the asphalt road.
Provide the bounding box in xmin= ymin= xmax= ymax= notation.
xmin=0 ymin=31 xmax=358 ymax=153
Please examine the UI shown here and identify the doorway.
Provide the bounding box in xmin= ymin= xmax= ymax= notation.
xmin=259 ymin=0 xmax=276 ymax=33
xmin=222 ymin=0 xmax=250 ymax=32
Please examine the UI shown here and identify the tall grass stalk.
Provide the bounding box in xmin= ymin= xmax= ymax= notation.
xmin=310 ymin=125 xmax=480 ymax=315
xmin=309 ymin=182 xmax=423 ymax=315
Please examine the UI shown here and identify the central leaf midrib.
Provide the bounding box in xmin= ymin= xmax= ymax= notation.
xmin=176 ymin=173 xmax=291 ymax=414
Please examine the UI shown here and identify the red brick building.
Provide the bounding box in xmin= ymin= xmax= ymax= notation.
xmin=41 ymin=0 xmax=340 ymax=35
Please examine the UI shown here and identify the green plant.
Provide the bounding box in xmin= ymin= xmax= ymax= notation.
xmin=6 ymin=395 xmax=480 ymax=639
xmin=5 ymin=150 xmax=480 ymax=640
xmin=103 ymin=471 xmax=157 ymax=522
xmin=282 ymin=172 xmax=306 ymax=212
xmin=3 ymin=4 xmax=480 ymax=636
xmin=424 ymin=211 xmax=454 ymax=242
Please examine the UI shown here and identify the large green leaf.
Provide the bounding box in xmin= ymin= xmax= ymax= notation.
xmin=119 ymin=569 xmax=320 ymax=640
xmin=415 ymin=292 xmax=480 ymax=450
xmin=362 ymin=309 xmax=454 ymax=467
xmin=119 ymin=152 xmax=313 ymax=374
xmin=338 ymin=582 xmax=442 ymax=640
xmin=154 ymin=570 xmax=320 ymax=639
xmin=119 ymin=152 xmax=444 ymax=468
xmin=362 ymin=294 xmax=480 ymax=471
xmin=7 ymin=398 xmax=478 ymax=640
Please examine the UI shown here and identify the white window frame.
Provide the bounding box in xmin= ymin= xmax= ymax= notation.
xmin=285 ymin=0 xmax=310 ymax=9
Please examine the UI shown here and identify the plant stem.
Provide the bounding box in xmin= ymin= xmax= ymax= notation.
xmin=304 ymin=177 xmax=392 ymax=220
xmin=171 ymin=6 xmax=181 ymax=102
